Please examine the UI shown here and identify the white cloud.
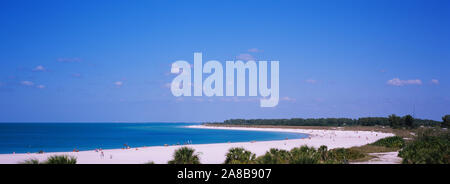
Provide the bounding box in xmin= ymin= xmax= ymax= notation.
xmin=431 ymin=79 xmax=439 ymax=85
xmin=236 ymin=53 xmax=255 ymax=61
xmin=387 ymin=78 xmax=422 ymax=86
xmin=32 ymin=65 xmax=46 ymax=72
xmin=21 ymin=81 xmax=34 ymax=86
xmin=114 ymin=81 xmax=124 ymax=87
xmin=248 ymin=48 xmax=262 ymax=53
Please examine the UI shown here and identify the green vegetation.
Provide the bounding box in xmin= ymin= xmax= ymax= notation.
xmin=349 ymin=145 xmax=398 ymax=155
xmin=224 ymin=147 xmax=256 ymax=164
xmin=19 ymin=158 xmax=41 ymax=164
xmin=403 ymin=115 xmax=414 ymax=128
xmin=19 ymin=155 xmax=77 ymax=164
xmin=45 ymin=155 xmax=77 ymax=164
xmin=249 ymin=145 xmax=366 ymax=164
xmin=357 ymin=117 xmax=391 ymax=126
xmin=222 ymin=137 xmax=414 ymax=164
xmin=442 ymin=115 xmax=450 ymax=128
xmin=168 ymin=147 xmax=201 ymax=164
xmin=388 ymin=114 xmax=402 ymax=128
xmin=289 ymin=146 xmax=321 ymax=164
xmin=399 ymin=129 xmax=449 ymax=164
xmin=389 ymin=114 xmax=416 ymax=129
xmin=255 ymin=148 xmax=291 ymax=164
xmin=208 ymin=115 xmax=440 ymax=128
xmin=328 ymin=148 xmax=365 ymax=162
xmin=370 ymin=136 xmax=405 ymax=148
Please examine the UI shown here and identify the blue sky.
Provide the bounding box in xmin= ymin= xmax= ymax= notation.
xmin=0 ymin=0 xmax=449 ymax=122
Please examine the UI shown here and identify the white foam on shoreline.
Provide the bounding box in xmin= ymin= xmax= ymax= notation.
xmin=0 ymin=125 xmax=394 ymax=164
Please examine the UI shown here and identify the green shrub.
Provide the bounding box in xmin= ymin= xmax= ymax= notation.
xmin=255 ymin=148 xmax=290 ymax=164
xmin=328 ymin=148 xmax=365 ymax=162
xmin=371 ymin=136 xmax=405 ymax=148
xmin=255 ymin=145 xmax=347 ymax=164
xmin=19 ymin=158 xmax=41 ymax=164
xmin=317 ymin=145 xmax=329 ymax=161
xmin=168 ymin=147 xmax=201 ymax=164
xmin=224 ymin=147 xmax=256 ymax=164
xmin=289 ymin=146 xmax=320 ymax=164
xmin=399 ymin=131 xmax=449 ymax=164
xmin=44 ymin=155 xmax=77 ymax=164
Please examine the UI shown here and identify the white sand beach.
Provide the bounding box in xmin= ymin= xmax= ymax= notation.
xmin=0 ymin=125 xmax=394 ymax=164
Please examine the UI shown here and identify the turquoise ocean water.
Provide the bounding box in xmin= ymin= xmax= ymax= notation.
xmin=0 ymin=123 xmax=308 ymax=154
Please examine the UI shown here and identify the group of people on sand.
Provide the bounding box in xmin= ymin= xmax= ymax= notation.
xmin=167 ymin=140 xmax=193 ymax=146
xmin=95 ymin=148 xmax=113 ymax=159
xmin=123 ymin=144 xmax=131 ymax=149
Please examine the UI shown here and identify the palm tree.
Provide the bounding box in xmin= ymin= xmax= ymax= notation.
xmin=224 ymin=147 xmax=256 ymax=164
xmin=168 ymin=147 xmax=201 ymax=164
xmin=44 ymin=155 xmax=77 ymax=164
xmin=289 ymin=146 xmax=320 ymax=164
xmin=256 ymin=148 xmax=290 ymax=164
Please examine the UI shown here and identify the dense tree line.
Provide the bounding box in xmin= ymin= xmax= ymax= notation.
xmin=207 ymin=115 xmax=446 ymax=128
xmin=442 ymin=115 xmax=450 ymax=128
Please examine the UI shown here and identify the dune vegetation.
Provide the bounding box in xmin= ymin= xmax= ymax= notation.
xmin=370 ymin=136 xmax=405 ymax=148
xmin=19 ymin=155 xmax=77 ymax=164
xmin=168 ymin=147 xmax=201 ymax=164
xmin=399 ymin=129 xmax=449 ymax=164
xmin=169 ymin=129 xmax=448 ymax=164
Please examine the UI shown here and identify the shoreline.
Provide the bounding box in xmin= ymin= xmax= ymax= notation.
xmin=0 ymin=124 xmax=309 ymax=155
xmin=0 ymin=125 xmax=394 ymax=164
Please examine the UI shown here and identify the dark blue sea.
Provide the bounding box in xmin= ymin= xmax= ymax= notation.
xmin=0 ymin=123 xmax=308 ymax=154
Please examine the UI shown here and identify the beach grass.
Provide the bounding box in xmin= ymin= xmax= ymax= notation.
xmin=19 ymin=155 xmax=77 ymax=164
xmin=19 ymin=158 xmax=41 ymax=164
xmin=44 ymin=155 xmax=77 ymax=164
